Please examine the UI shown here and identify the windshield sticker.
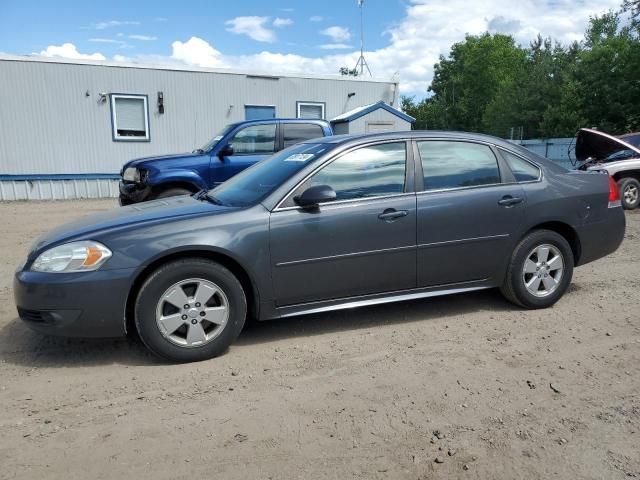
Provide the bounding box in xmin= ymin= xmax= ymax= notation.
xmin=284 ymin=153 xmax=315 ymax=162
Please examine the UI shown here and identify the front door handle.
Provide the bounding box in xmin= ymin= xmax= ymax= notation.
xmin=498 ymin=195 xmax=524 ymax=207
xmin=378 ymin=208 xmax=409 ymax=222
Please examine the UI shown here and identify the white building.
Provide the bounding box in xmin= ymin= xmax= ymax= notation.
xmin=0 ymin=54 xmax=407 ymax=200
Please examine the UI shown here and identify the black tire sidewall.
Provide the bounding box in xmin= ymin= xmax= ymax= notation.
xmin=618 ymin=178 xmax=640 ymax=210
xmin=135 ymin=259 xmax=246 ymax=362
xmin=508 ymin=230 xmax=574 ymax=309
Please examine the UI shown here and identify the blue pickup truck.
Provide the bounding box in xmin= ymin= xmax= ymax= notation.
xmin=119 ymin=118 xmax=333 ymax=205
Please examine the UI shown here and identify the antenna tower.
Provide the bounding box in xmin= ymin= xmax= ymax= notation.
xmin=354 ymin=0 xmax=372 ymax=76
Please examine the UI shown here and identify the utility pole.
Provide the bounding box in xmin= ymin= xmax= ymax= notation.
xmin=354 ymin=0 xmax=372 ymax=76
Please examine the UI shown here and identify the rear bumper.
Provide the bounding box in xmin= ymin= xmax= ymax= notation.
xmin=13 ymin=268 xmax=135 ymax=338
xmin=575 ymin=207 xmax=626 ymax=266
xmin=119 ymin=181 xmax=151 ymax=206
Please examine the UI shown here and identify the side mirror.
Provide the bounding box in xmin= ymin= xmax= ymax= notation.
xmin=218 ymin=144 xmax=234 ymax=159
xmin=294 ymin=185 xmax=337 ymax=208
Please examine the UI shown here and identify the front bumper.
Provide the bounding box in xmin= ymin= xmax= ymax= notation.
xmin=13 ymin=268 xmax=136 ymax=338
xmin=119 ymin=181 xmax=151 ymax=206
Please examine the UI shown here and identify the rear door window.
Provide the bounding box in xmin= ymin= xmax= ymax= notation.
xmin=283 ymin=123 xmax=325 ymax=148
xmin=417 ymin=141 xmax=501 ymax=191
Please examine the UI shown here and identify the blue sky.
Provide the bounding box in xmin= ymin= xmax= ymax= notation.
xmin=0 ymin=0 xmax=622 ymax=94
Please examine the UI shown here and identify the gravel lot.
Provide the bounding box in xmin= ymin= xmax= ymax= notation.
xmin=0 ymin=199 xmax=638 ymax=480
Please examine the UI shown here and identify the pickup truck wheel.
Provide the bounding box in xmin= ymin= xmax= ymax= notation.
xmin=154 ymin=188 xmax=193 ymax=199
xmin=500 ymin=230 xmax=574 ymax=309
xmin=134 ymin=258 xmax=247 ymax=362
xmin=617 ymin=178 xmax=640 ymax=210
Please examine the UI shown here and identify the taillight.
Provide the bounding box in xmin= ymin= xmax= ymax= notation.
xmin=608 ymin=176 xmax=621 ymax=208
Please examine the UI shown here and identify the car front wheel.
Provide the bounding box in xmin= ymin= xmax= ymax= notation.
xmin=617 ymin=177 xmax=640 ymax=210
xmin=500 ymin=230 xmax=574 ymax=309
xmin=135 ymin=258 xmax=247 ymax=362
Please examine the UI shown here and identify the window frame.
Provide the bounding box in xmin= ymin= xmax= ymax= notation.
xmin=296 ymin=101 xmax=326 ymax=120
xmin=495 ymin=147 xmax=543 ymax=184
xmin=227 ymin=122 xmax=279 ymax=156
xmin=109 ymin=93 xmax=150 ymax=142
xmin=274 ymin=139 xmax=416 ymax=211
xmin=412 ymin=139 xmax=510 ymax=194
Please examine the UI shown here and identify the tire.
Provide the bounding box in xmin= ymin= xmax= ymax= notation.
xmin=135 ymin=258 xmax=246 ymax=362
xmin=500 ymin=229 xmax=574 ymax=309
xmin=153 ymin=188 xmax=193 ymax=199
xmin=617 ymin=177 xmax=640 ymax=210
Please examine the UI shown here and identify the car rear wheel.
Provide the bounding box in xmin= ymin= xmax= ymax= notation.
xmin=135 ymin=258 xmax=246 ymax=362
xmin=500 ymin=230 xmax=574 ymax=309
xmin=617 ymin=178 xmax=640 ymax=210
xmin=154 ymin=188 xmax=193 ymax=199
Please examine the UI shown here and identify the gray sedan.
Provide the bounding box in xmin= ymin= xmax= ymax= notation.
xmin=14 ymin=131 xmax=625 ymax=362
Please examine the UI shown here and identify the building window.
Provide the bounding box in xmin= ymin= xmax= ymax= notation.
xmin=297 ymin=102 xmax=325 ymax=119
xmin=110 ymin=94 xmax=150 ymax=141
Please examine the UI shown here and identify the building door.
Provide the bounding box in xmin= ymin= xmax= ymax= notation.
xmin=245 ymin=105 xmax=276 ymax=120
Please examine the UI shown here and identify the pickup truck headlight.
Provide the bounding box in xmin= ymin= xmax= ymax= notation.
xmin=122 ymin=167 xmax=141 ymax=182
xmin=31 ymin=241 xmax=112 ymax=273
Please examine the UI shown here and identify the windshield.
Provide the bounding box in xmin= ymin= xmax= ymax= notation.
xmin=209 ymin=143 xmax=331 ymax=207
xmin=198 ymin=125 xmax=232 ymax=152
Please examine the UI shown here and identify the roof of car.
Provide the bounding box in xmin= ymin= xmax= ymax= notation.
xmin=306 ymin=130 xmax=517 ymax=146
xmin=227 ymin=118 xmax=331 ymax=129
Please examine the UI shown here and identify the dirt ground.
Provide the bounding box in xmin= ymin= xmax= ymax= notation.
xmin=0 ymin=199 xmax=638 ymax=480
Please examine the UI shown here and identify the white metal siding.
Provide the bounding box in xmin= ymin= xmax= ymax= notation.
xmin=0 ymin=57 xmax=398 ymax=176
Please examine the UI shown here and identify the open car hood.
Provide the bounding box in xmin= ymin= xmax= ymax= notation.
xmin=575 ymin=128 xmax=640 ymax=162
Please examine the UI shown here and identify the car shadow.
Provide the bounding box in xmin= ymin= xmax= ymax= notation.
xmin=0 ymin=289 xmax=515 ymax=368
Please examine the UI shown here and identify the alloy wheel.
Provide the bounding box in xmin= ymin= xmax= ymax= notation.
xmin=522 ymin=244 xmax=564 ymax=297
xmin=155 ymin=278 xmax=229 ymax=347
xmin=623 ymin=184 xmax=639 ymax=205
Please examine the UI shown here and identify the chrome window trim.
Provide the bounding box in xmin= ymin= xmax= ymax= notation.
xmin=273 ymin=138 xmax=414 ymax=212
xmin=274 ymin=191 xmax=416 ymax=212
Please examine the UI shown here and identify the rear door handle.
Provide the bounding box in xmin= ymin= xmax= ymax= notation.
xmin=498 ymin=195 xmax=524 ymax=207
xmin=378 ymin=209 xmax=409 ymax=222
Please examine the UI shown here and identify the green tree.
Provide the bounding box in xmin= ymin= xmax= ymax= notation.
xmin=428 ymin=33 xmax=527 ymax=132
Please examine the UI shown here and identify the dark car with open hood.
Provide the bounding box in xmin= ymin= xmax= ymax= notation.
xmin=575 ymin=128 xmax=640 ymax=209
xmin=15 ymin=131 xmax=625 ymax=362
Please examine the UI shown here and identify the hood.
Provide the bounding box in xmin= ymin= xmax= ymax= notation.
xmin=122 ymin=152 xmax=206 ymax=171
xmin=30 ymin=195 xmax=232 ymax=256
xmin=575 ymin=128 xmax=640 ymax=163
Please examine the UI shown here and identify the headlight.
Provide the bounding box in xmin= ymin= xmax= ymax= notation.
xmin=123 ymin=167 xmax=140 ymax=182
xmin=31 ymin=241 xmax=112 ymax=273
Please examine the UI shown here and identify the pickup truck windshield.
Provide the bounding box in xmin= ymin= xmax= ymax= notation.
xmin=199 ymin=126 xmax=232 ymax=153
xmin=208 ymin=143 xmax=330 ymax=207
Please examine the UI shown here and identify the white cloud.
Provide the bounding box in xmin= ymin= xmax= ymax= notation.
xmin=171 ymin=36 xmax=225 ymax=68
xmin=273 ymin=17 xmax=293 ymax=28
xmin=321 ymin=26 xmax=351 ymax=42
xmin=318 ymin=43 xmax=353 ymax=50
xmin=153 ymin=17 xmax=168 ymax=22
xmin=39 ymin=43 xmax=106 ymax=60
xmin=129 ymin=34 xmax=158 ymax=41
xmin=88 ymin=38 xmax=123 ymax=44
xmin=42 ymin=0 xmax=620 ymax=95
xmin=310 ymin=16 xmax=323 ymax=22
xmin=225 ymin=16 xmax=276 ymax=43
xmin=93 ymin=20 xmax=139 ymax=30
